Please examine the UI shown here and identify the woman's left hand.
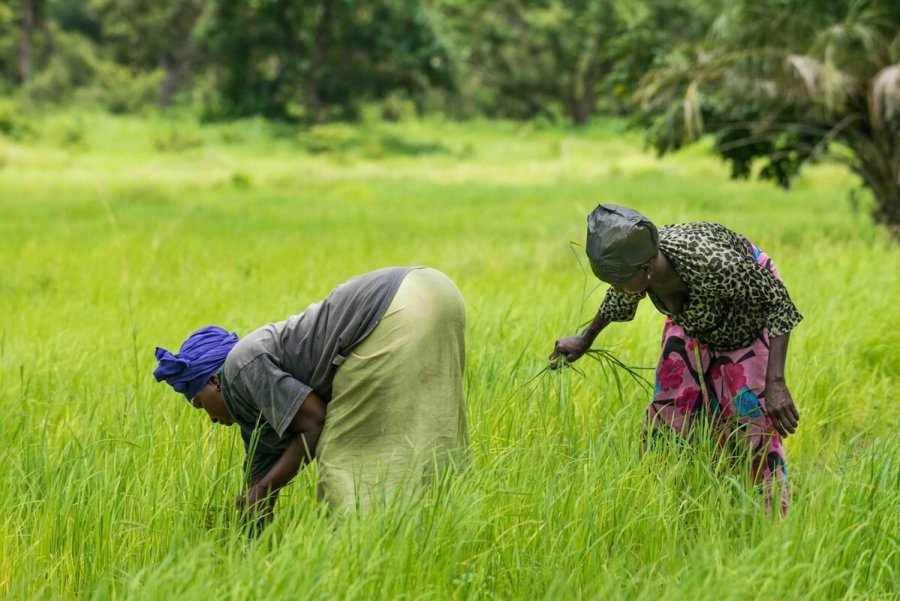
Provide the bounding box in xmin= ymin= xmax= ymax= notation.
xmin=764 ymin=379 xmax=799 ymax=438
xmin=236 ymin=485 xmax=275 ymax=527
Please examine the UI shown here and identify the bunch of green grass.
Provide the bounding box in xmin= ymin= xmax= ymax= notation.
xmin=529 ymin=348 xmax=653 ymax=406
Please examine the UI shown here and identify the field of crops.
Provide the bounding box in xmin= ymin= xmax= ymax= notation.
xmin=1 ymin=112 xmax=897 ymax=599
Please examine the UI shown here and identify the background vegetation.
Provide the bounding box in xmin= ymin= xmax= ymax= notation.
xmin=3 ymin=0 xmax=899 ymax=229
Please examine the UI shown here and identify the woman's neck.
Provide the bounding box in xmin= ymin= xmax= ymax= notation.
xmin=650 ymin=251 xmax=686 ymax=293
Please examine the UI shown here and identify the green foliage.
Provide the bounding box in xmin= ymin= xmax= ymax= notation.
xmin=49 ymin=0 xmax=103 ymax=41
xmin=22 ymin=31 xmax=100 ymax=104
xmin=0 ymin=99 xmax=32 ymax=139
xmin=296 ymin=122 xmax=449 ymax=157
xmin=0 ymin=0 xmax=895 ymax=232
xmin=0 ymin=0 xmax=741 ymax=130
xmin=0 ymin=3 xmax=20 ymax=88
xmin=9 ymin=26 xmax=161 ymax=113
xmin=205 ymin=0 xmax=454 ymax=122
xmin=152 ymin=126 xmax=204 ymax=152
xmin=432 ymin=0 xmax=718 ymax=123
xmin=42 ymin=114 xmax=88 ymax=148
xmin=296 ymin=124 xmax=363 ymax=154
xmin=379 ymin=90 xmax=419 ymax=121
xmin=230 ymin=171 xmax=253 ymax=189
xmin=637 ymin=0 xmax=900 ymax=233
xmin=89 ymin=0 xmax=206 ymax=69
xmin=90 ymin=0 xmax=209 ymax=107
xmin=91 ymin=63 xmax=164 ymax=114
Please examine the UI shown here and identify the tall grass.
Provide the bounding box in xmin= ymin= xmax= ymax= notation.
xmin=0 ymin=111 xmax=897 ymax=599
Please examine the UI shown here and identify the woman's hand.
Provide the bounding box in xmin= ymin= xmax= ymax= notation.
xmin=236 ymin=484 xmax=276 ymax=533
xmin=549 ymin=335 xmax=590 ymax=368
xmin=236 ymin=484 xmax=266 ymax=510
xmin=764 ymin=379 xmax=799 ymax=438
xmin=549 ymin=312 xmax=611 ymax=369
xmin=236 ymin=484 xmax=271 ymax=515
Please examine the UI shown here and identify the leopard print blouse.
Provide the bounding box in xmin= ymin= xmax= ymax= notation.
xmin=598 ymin=222 xmax=802 ymax=351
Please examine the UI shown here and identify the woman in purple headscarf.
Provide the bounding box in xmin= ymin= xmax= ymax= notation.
xmin=550 ymin=204 xmax=802 ymax=513
xmin=155 ymin=267 xmax=469 ymax=523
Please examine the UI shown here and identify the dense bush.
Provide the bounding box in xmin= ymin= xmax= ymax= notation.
xmin=0 ymin=99 xmax=32 ymax=139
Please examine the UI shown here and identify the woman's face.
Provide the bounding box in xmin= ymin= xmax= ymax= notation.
xmin=609 ymin=267 xmax=651 ymax=295
xmin=192 ymin=376 xmax=235 ymax=426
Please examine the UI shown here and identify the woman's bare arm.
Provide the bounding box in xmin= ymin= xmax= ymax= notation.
xmin=239 ymin=391 xmax=327 ymax=518
xmin=764 ymin=332 xmax=799 ymax=437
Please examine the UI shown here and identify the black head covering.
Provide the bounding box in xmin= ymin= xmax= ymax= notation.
xmin=585 ymin=204 xmax=659 ymax=282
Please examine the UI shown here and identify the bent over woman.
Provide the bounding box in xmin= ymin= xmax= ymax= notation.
xmin=551 ymin=205 xmax=802 ymax=513
xmin=154 ymin=266 xmax=469 ymax=519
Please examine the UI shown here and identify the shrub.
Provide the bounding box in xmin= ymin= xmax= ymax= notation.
xmin=296 ymin=124 xmax=361 ymax=154
xmin=152 ymin=126 xmax=203 ymax=152
xmin=0 ymin=99 xmax=32 ymax=140
xmin=22 ymin=32 xmax=101 ymax=105
xmin=94 ymin=64 xmax=163 ymax=114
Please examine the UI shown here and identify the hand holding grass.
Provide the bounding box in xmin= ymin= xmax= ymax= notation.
xmin=237 ymin=484 xmax=271 ymax=512
xmin=233 ymin=393 xmax=327 ymax=532
xmin=549 ymin=311 xmax=611 ymax=369
xmin=236 ymin=485 xmax=276 ymax=535
xmin=549 ymin=335 xmax=591 ymax=367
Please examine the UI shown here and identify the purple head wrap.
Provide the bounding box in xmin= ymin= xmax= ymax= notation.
xmin=153 ymin=326 xmax=239 ymax=403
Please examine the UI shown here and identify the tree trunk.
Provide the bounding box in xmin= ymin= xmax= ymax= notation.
xmin=36 ymin=0 xmax=54 ymax=56
xmin=569 ymin=61 xmax=609 ymax=126
xmin=570 ymin=90 xmax=595 ymax=126
xmin=871 ymin=181 xmax=900 ymax=238
xmin=305 ymin=0 xmax=333 ymax=124
xmin=18 ymin=0 xmax=35 ymax=84
xmin=159 ymin=56 xmax=180 ymax=108
xmin=851 ymin=148 xmax=899 ymax=237
xmin=157 ymin=2 xmax=205 ymax=108
xmin=159 ymin=41 xmax=198 ymax=108
xmin=850 ymin=117 xmax=900 ymax=237
xmin=274 ymin=0 xmax=329 ymax=122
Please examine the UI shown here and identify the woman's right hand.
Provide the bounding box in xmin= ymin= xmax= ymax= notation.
xmin=549 ymin=335 xmax=590 ymax=367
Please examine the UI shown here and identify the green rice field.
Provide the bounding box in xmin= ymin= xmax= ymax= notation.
xmin=1 ymin=112 xmax=897 ymax=599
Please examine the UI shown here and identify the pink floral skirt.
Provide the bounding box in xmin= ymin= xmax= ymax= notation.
xmin=646 ymin=244 xmax=789 ymax=514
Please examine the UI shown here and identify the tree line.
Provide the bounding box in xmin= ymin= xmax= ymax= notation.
xmin=1 ymin=0 xmax=717 ymax=123
xmin=2 ymin=0 xmax=898 ymax=231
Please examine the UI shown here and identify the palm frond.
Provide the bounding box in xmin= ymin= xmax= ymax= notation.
xmin=812 ymin=2 xmax=886 ymax=66
xmin=870 ymin=63 xmax=900 ymax=127
xmin=787 ymin=54 xmax=819 ymax=97
xmin=682 ymin=81 xmax=704 ymax=141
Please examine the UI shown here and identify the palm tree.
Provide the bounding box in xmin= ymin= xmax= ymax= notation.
xmin=636 ymin=0 xmax=900 ymax=235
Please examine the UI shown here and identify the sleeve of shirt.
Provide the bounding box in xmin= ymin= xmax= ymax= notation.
xmin=701 ymin=252 xmax=803 ymax=338
xmin=598 ymin=288 xmax=644 ymax=322
xmin=238 ymin=353 xmax=314 ymax=439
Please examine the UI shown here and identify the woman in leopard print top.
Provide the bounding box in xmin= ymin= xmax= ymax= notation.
xmin=551 ymin=204 xmax=802 ymax=513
